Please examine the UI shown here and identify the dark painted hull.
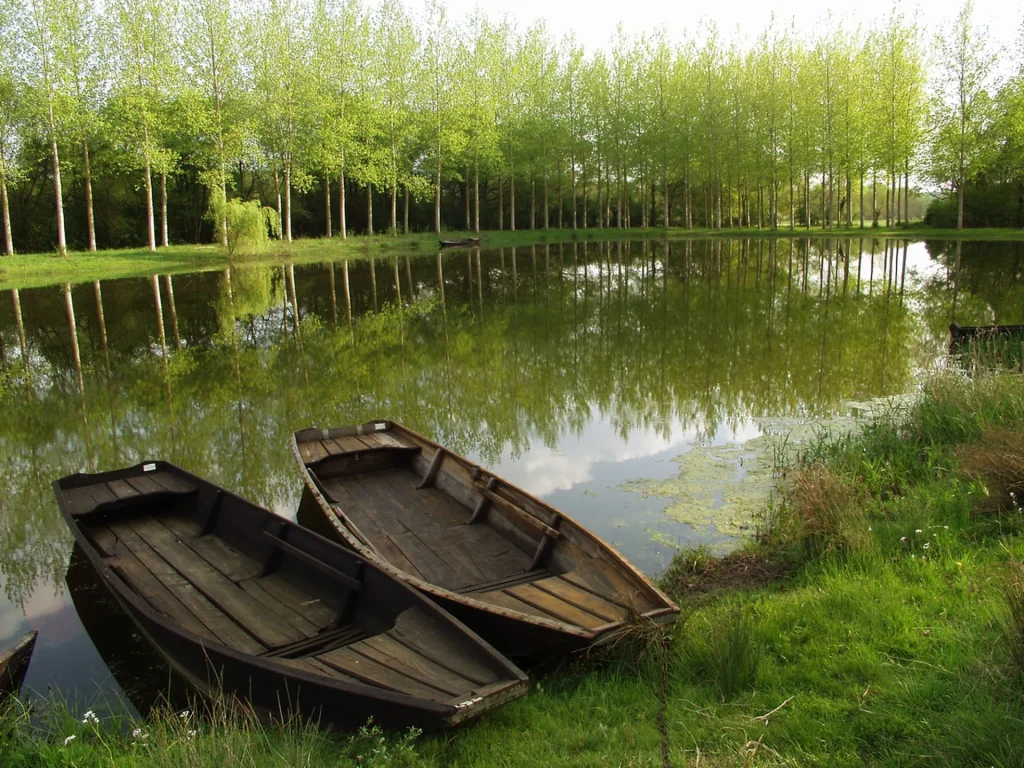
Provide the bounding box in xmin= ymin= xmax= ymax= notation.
xmin=55 ymin=462 xmax=527 ymax=730
xmin=439 ymin=238 xmax=480 ymax=248
xmin=0 ymin=630 xmax=37 ymax=699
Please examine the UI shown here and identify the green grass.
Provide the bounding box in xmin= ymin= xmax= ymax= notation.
xmin=6 ymin=370 xmax=1024 ymax=765
xmin=3 ymin=223 xmax=1022 ymax=291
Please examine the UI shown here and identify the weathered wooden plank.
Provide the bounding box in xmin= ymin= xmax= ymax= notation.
xmin=479 ymin=489 xmax=560 ymax=540
xmin=321 ymin=439 xmax=343 ymax=456
xmin=107 ymin=479 xmax=142 ymax=500
xmin=316 ymin=647 xmax=450 ymax=701
xmin=359 ymin=634 xmax=484 ymax=693
xmin=62 ymin=487 xmax=96 ymax=517
xmin=159 ymin=515 xmax=260 ymax=582
xmin=124 ymin=474 xmax=166 ymax=495
xmin=83 ymin=483 xmax=118 ymax=507
xmin=505 ymin=584 xmax=605 ymax=629
xmin=533 ymin=576 xmax=626 ymax=623
xmin=238 ymin=579 xmax=321 ymax=638
xmin=347 ymin=637 xmax=463 ymax=697
xmin=561 ymin=564 xmax=652 ymax=611
xmin=91 ymin=525 xmax=118 ymax=555
xmin=255 ymin=574 xmax=337 ymax=629
xmin=334 ymin=436 xmax=367 ymax=453
xmin=475 ymin=589 xmax=557 ymax=623
xmin=146 ymin=472 xmax=197 ymax=494
xmin=125 ymin=517 xmax=301 ymax=648
xmin=110 ymin=522 xmax=265 ymax=653
xmin=109 ymin=538 xmax=214 ymax=641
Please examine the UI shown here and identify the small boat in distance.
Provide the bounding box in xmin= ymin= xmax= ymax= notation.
xmin=0 ymin=630 xmax=38 ymax=699
xmin=291 ymin=421 xmax=680 ymax=657
xmin=438 ymin=237 xmax=480 ymax=248
xmin=54 ymin=462 xmax=528 ymax=730
xmin=950 ymin=322 xmax=1024 ymax=343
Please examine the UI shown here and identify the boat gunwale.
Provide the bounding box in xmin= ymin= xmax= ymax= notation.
xmin=290 ymin=421 xmax=680 ymax=644
xmin=54 ymin=461 xmax=527 ymax=721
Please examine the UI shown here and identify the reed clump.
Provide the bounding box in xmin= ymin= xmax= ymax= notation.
xmin=1002 ymin=555 xmax=1024 ymax=689
xmin=957 ymin=427 xmax=1024 ymax=513
xmin=774 ymin=463 xmax=870 ymax=558
xmin=685 ymin=606 xmax=763 ymax=702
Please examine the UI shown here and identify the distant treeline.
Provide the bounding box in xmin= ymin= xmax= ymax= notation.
xmin=0 ymin=0 xmax=1022 ymax=255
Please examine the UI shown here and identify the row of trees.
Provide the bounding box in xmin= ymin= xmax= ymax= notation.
xmin=0 ymin=0 xmax=1020 ymax=256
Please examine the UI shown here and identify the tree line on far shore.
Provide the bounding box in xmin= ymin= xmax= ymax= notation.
xmin=0 ymin=0 xmax=1021 ymax=256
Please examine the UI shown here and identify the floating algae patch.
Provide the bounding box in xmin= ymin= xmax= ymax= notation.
xmin=622 ymin=394 xmax=918 ymax=545
xmin=621 ymin=444 xmax=774 ymax=538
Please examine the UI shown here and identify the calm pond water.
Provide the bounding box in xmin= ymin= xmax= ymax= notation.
xmin=0 ymin=236 xmax=1021 ymax=713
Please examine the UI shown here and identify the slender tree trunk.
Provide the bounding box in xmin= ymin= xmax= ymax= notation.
xmin=391 ymin=186 xmax=397 ymax=235
xmin=404 ymin=185 xmax=410 ymax=234
xmin=48 ymin=102 xmax=67 ymax=256
xmin=339 ymin=162 xmax=347 ymax=239
xmin=543 ymin=170 xmax=549 ymax=230
xmin=804 ymin=172 xmax=811 ymax=230
xmin=859 ymin=171 xmax=865 ymax=229
xmin=498 ymin=176 xmax=504 ymax=231
xmin=572 ymin=156 xmax=578 ymax=229
xmin=510 ymin=174 xmax=516 ymax=232
xmin=473 ymin=152 xmax=480 ymax=233
xmin=324 ymin=174 xmax=332 ymax=237
xmin=274 ymin=165 xmax=282 ymax=235
xmin=530 ymin=177 xmax=536 ymax=230
xmin=872 ymin=170 xmax=878 ymax=227
xmin=143 ymin=158 xmax=156 ymax=252
xmin=160 ymin=173 xmax=169 ymax=247
xmin=284 ymin=161 xmax=293 ymax=242
xmin=367 ymin=182 xmax=374 ymax=236
xmin=434 ymin=152 xmax=441 ymax=235
xmin=903 ymin=165 xmax=910 ymax=224
xmin=0 ymin=173 xmax=12 ymax=256
xmin=83 ymin=137 xmax=96 ymax=252
xmin=464 ymin=169 xmax=470 ymax=230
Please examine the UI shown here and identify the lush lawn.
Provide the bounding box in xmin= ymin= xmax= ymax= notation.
xmin=5 ymin=367 xmax=1024 ymax=765
xmin=2 ymin=224 xmax=1022 ymax=291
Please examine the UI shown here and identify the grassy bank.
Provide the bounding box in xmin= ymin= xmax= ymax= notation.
xmin=5 ymin=369 xmax=1024 ymax=766
xmin=2 ymin=224 xmax=1021 ymax=291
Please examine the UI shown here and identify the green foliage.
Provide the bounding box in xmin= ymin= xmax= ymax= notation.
xmin=685 ymin=606 xmax=763 ymax=701
xmin=210 ymin=194 xmax=280 ymax=259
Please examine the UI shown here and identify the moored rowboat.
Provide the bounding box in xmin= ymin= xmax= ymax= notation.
xmin=438 ymin=237 xmax=480 ymax=248
xmin=54 ymin=462 xmax=528 ymax=729
xmin=291 ymin=421 xmax=680 ymax=656
xmin=0 ymin=630 xmax=37 ymax=699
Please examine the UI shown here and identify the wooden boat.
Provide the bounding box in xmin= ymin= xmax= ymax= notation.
xmin=291 ymin=421 xmax=680 ymax=656
xmin=0 ymin=630 xmax=37 ymax=699
xmin=53 ymin=462 xmax=528 ymax=730
xmin=438 ymin=237 xmax=480 ymax=248
xmin=950 ymin=322 xmax=1024 ymax=343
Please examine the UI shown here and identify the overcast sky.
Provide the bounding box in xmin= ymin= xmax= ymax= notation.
xmin=411 ymin=0 xmax=1020 ymax=71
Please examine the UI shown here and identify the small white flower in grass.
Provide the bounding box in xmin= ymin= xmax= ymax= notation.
xmin=915 ymin=529 xmax=923 ymax=534
xmin=178 ymin=710 xmax=191 ymax=719
xmin=923 ymin=542 xmax=930 ymax=550
xmin=944 ymin=526 xmax=949 ymax=530
xmin=63 ymin=735 xmax=76 ymax=747
xmin=82 ymin=711 xmax=99 ymax=725
xmin=900 ymin=536 xmax=908 ymax=542
xmin=187 ymin=729 xmax=198 ymax=740
xmin=132 ymin=728 xmax=148 ymax=741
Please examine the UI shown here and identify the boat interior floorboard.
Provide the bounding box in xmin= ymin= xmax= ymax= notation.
xmin=321 ymin=468 xmax=537 ymax=592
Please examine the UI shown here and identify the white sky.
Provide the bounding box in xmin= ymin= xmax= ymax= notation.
xmin=413 ymin=0 xmax=1021 ymax=71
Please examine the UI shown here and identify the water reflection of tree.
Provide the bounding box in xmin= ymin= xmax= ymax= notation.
xmin=0 ymin=239 xmax=939 ymax=604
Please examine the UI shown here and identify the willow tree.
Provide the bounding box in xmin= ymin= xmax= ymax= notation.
xmin=930 ymin=0 xmax=996 ymax=230
xmin=109 ymin=0 xmax=177 ymax=252
xmin=183 ymin=0 xmax=245 ymax=246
